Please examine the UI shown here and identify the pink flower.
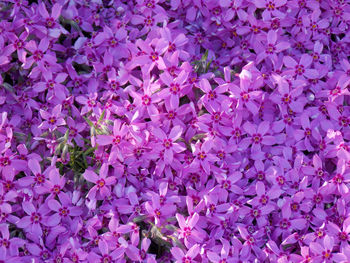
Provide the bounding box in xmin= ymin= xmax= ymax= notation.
xmin=96 ymin=119 xmax=129 ymax=162
xmin=159 ymin=70 xmax=188 ymax=109
xmin=153 ymin=125 xmax=186 ymax=164
xmin=16 ymin=201 xmax=51 ymax=237
xmin=47 ymin=192 xmax=83 ymax=226
xmin=176 ymin=213 xmax=206 ymax=248
xmin=283 ymin=54 xmax=319 ymax=79
xmin=83 ymin=164 xmax=116 ymax=200
xmin=38 ymin=104 xmax=66 ymax=131
xmin=171 ymin=244 xmax=200 ymax=263
xmin=310 ymin=235 xmax=347 ymax=262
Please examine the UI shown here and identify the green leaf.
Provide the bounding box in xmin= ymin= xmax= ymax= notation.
xmin=83 ymin=116 xmax=95 ymax=128
xmin=189 ymin=133 xmax=207 ymax=143
xmin=2 ymin=83 xmax=14 ymax=93
xmin=64 ymin=129 xmax=70 ymax=141
xmin=167 ymin=235 xmax=185 ymax=249
xmin=84 ymin=146 xmax=97 ymax=156
xmin=98 ymin=109 xmax=106 ymax=124
xmin=164 ymin=225 xmax=177 ymax=231
xmin=132 ymin=215 xmax=148 ymax=223
xmin=61 ymin=144 xmax=69 ymax=161
xmin=205 ymin=58 xmax=213 ymax=73
xmin=166 ymin=216 xmax=177 ymax=222
xmin=201 ymin=49 xmax=209 ymax=62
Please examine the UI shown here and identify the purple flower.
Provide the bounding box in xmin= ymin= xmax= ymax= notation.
xmin=23 ymin=38 xmax=55 ymax=71
xmin=176 ymin=213 xmax=205 ymax=248
xmin=145 ymin=192 xmax=176 ymax=226
xmin=47 ymin=192 xmax=82 ymax=226
xmin=153 ymin=125 xmax=186 ymax=164
xmin=83 ymin=163 xmax=116 ymax=200
xmin=239 ymin=121 xmax=276 ymax=153
xmin=127 ymin=38 xmax=168 ymax=74
xmin=310 ymin=235 xmax=347 ymax=262
xmin=96 ymin=120 xmax=129 ymax=162
xmin=32 ymin=71 xmax=68 ymax=101
xmin=16 ymin=201 xmax=51 ymax=237
xmin=253 ymin=0 xmax=287 ymax=20
xmin=255 ymin=30 xmax=290 ymax=64
xmin=38 ymin=104 xmax=66 ymax=131
xmin=171 ymin=244 xmax=200 ymax=263
xmin=87 ymin=238 xmax=126 ymax=263
xmin=190 ymin=141 xmax=219 ymax=174
xmin=159 ymin=70 xmax=188 ymax=109
xmin=0 ymin=223 xmax=25 ymax=258
xmin=6 ymin=31 xmax=29 ymax=63
xmin=75 ymin=92 xmax=101 ymax=116
xmin=38 ymin=2 xmax=66 ymax=37
xmin=283 ymin=54 xmax=319 ymax=79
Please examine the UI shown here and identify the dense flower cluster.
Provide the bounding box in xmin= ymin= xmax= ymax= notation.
xmin=0 ymin=0 xmax=350 ymax=262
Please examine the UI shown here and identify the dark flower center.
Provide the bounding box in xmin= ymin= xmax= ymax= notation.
xmin=33 ymin=50 xmax=43 ymax=61
xmin=31 ymin=212 xmax=42 ymax=223
xmin=142 ymin=95 xmax=151 ymax=106
xmin=97 ymin=179 xmax=105 ymax=188
xmin=46 ymin=18 xmax=55 ymax=28
xmin=163 ymin=139 xmax=172 ymax=149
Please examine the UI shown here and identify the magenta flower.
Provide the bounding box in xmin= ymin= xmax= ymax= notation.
xmin=228 ymin=68 xmax=262 ymax=115
xmin=327 ymin=219 xmax=350 ymax=249
xmin=160 ymin=27 xmax=189 ymax=59
xmin=159 ymin=70 xmax=188 ymax=109
xmin=176 ymin=213 xmax=205 ymax=248
xmin=190 ymin=141 xmax=219 ymax=174
xmin=75 ymin=92 xmax=101 ymax=116
xmin=239 ymin=121 xmax=276 ymax=153
xmin=283 ymin=54 xmax=319 ymax=79
xmin=171 ymin=244 xmax=200 ymax=263
xmin=255 ymin=30 xmax=290 ymax=64
xmin=16 ymin=201 xmax=51 ymax=237
xmin=145 ymin=192 xmax=176 ymax=226
xmin=38 ymin=2 xmax=66 ymax=37
xmin=0 ymin=223 xmax=25 ymax=258
xmin=47 ymin=192 xmax=83 ymax=226
xmin=83 ymin=163 xmax=116 ymax=200
xmin=0 ymin=150 xmax=27 ymax=177
xmin=6 ymin=31 xmax=29 ymax=63
xmin=1 ymin=0 xmax=350 ymax=261
xmin=23 ymin=38 xmax=54 ymax=71
xmin=38 ymin=104 xmax=65 ymax=131
xmin=237 ymin=225 xmax=265 ymax=261
xmin=153 ymin=125 xmax=186 ymax=164
xmin=293 ymin=112 xmax=318 ymax=151
xmin=96 ymin=119 xmax=129 ymax=162
xmin=325 ymin=159 xmax=350 ymax=195
xmin=66 ymin=117 xmax=86 ymax=148
xmin=88 ymin=238 xmax=126 ymax=263
xmin=310 ymin=235 xmax=347 ymax=262
xmin=198 ymin=78 xmax=228 ymax=112
xmin=127 ymin=38 xmax=167 ymax=74
xmin=206 ymin=238 xmax=232 ymax=263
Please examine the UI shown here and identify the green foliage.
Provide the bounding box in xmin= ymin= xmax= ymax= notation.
xmin=191 ymin=50 xmax=214 ymax=75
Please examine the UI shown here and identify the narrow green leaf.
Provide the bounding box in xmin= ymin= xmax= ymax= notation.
xmin=98 ymin=109 xmax=106 ymax=124
xmin=83 ymin=116 xmax=95 ymax=128
xmin=84 ymin=147 xmax=97 ymax=156
xmin=201 ymin=49 xmax=209 ymax=61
